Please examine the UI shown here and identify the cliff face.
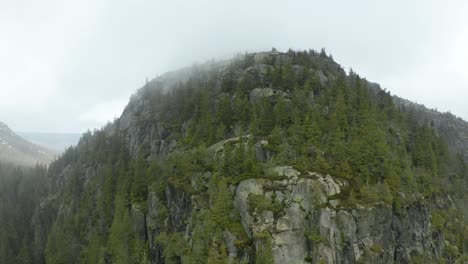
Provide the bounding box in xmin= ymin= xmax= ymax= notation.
xmin=234 ymin=166 xmax=448 ymax=264
xmin=24 ymin=50 xmax=468 ymax=264
xmin=139 ymin=160 xmax=451 ymax=263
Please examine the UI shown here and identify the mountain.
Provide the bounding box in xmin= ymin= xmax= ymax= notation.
xmin=1 ymin=49 xmax=468 ymax=264
xmin=392 ymin=95 xmax=468 ymax=161
xmin=0 ymin=121 xmax=56 ymax=166
xmin=17 ymin=132 xmax=81 ymax=152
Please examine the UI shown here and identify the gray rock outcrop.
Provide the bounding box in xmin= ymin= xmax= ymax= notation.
xmin=234 ymin=166 xmax=447 ymax=264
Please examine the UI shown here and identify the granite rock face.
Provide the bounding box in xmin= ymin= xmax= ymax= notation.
xmin=118 ymin=94 xmax=176 ymax=159
xmin=233 ymin=166 xmax=447 ymax=264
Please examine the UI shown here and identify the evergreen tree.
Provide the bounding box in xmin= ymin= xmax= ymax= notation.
xmin=131 ymin=154 xmax=148 ymax=210
xmin=216 ymin=96 xmax=233 ymax=129
xmin=282 ymin=63 xmax=296 ymax=90
xmin=274 ymin=97 xmax=291 ymax=128
xmin=258 ymin=98 xmax=275 ymax=136
xmin=108 ymin=195 xmax=132 ymax=264
xmin=255 ymin=237 xmax=274 ymax=264
xmin=233 ymin=92 xmax=251 ymax=129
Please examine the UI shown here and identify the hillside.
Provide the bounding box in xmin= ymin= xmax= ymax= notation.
xmin=392 ymin=96 xmax=468 ymax=161
xmin=0 ymin=121 xmax=56 ymax=166
xmin=1 ymin=49 xmax=467 ymax=264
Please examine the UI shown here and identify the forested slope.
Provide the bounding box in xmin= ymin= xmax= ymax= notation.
xmin=1 ymin=49 xmax=468 ymax=264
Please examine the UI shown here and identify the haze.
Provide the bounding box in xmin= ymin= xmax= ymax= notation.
xmin=1 ymin=0 xmax=467 ymax=133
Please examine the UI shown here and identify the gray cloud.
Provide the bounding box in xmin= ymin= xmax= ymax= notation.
xmin=0 ymin=0 xmax=467 ymax=133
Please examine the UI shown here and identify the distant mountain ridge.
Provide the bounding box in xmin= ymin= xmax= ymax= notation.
xmin=0 ymin=121 xmax=56 ymax=166
xmin=17 ymin=131 xmax=81 ymax=152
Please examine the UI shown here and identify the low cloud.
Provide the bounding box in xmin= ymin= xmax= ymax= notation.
xmin=78 ymin=98 xmax=129 ymax=127
xmin=0 ymin=0 xmax=467 ymax=133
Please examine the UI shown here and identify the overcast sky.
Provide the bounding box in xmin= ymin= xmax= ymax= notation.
xmin=1 ymin=0 xmax=467 ymax=133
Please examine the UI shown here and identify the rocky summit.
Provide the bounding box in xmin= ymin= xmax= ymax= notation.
xmin=1 ymin=49 xmax=468 ymax=264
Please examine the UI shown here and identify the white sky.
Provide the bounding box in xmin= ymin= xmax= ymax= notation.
xmin=0 ymin=0 xmax=467 ymax=133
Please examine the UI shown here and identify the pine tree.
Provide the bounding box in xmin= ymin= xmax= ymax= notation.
xmin=215 ymin=124 xmax=227 ymax=142
xmin=233 ymin=92 xmax=251 ymax=129
xmin=328 ymin=87 xmax=350 ymax=177
xmin=108 ymin=194 xmax=132 ymax=264
xmin=258 ymin=98 xmax=275 ymax=136
xmin=100 ymin=163 xmax=115 ymax=227
xmin=131 ymin=154 xmax=148 ymax=210
xmin=303 ymin=110 xmax=322 ymax=146
xmin=282 ymin=63 xmax=296 ymax=90
xmin=210 ymin=176 xmax=232 ymax=227
xmin=272 ymin=65 xmax=283 ymax=89
xmin=207 ymin=230 xmax=228 ymax=264
xmin=216 ymin=96 xmax=233 ymax=128
xmin=274 ymin=97 xmax=291 ymax=128
xmin=255 ymin=237 xmax=275 ymax=264
xmin=193 ymin=89 xmax=215 ymax=145
xmin=221 ymin=70 xmax=236 ymax=92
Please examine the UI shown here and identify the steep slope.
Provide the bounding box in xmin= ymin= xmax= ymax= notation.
xmin=0 ymin=121 xmax=56 ymax=166
xmin=2 ymin=49 xmax=468 ymax=264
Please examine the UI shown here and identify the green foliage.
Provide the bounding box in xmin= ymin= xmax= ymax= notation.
xmin=221 ymin=139 xmax=262 ymax=183
xmin=432 ymin=212 xmax=446 ymax=231
xmin=274 ymin=97 xmax=291 ymax=127
xmin=165 ymin=148 xmax=209 ymax=193
xmin=209 ymin=176 xmax=233 ymax=228
xmin=99 ymin=163 xmax=116 ymax=228
xmin=147 ymin=160 xmax=166 ymax=198
xmin=248 ymin=194 xmax=283 ymax=215
xmin=370 ymin=244 xmax=383 ymax=253
xmin=189 ymin=227 xmax=210 ymax=264
xmin=207 ymin=230 xmax=229 ymax=264
xmin=45 ymin=219 xmax=81 ymax=264
xmin=108 ymin=195 xmax=132 ymax=264
xmin=307 ymin=231 xmax=326 ymax=244
xmin=131 ymin=238 xmax=150 ymax=264
xmin=255 ymin=236 xmax=275 ymax=264
xmin=217 ymin=96 xmax=234 ymax=128
xmin=81 ymin=231 xmax=106 ymax=264
xmin=131 ymin=154 xmax=148 ymax=210
xmin=155 ymin=232 xmax=189 ymax=264
xmin=0 ymin=163 xmax=47 ymax=263
xmin=353 ymin=182 xmax=392 ymax=206
xmin=233 ymin=92 xmax=251 ymax=129
xmin=257 ymin=98 xmax=276 ymax=136
xmin=445 ymin=245 xmax=460 ymax=259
